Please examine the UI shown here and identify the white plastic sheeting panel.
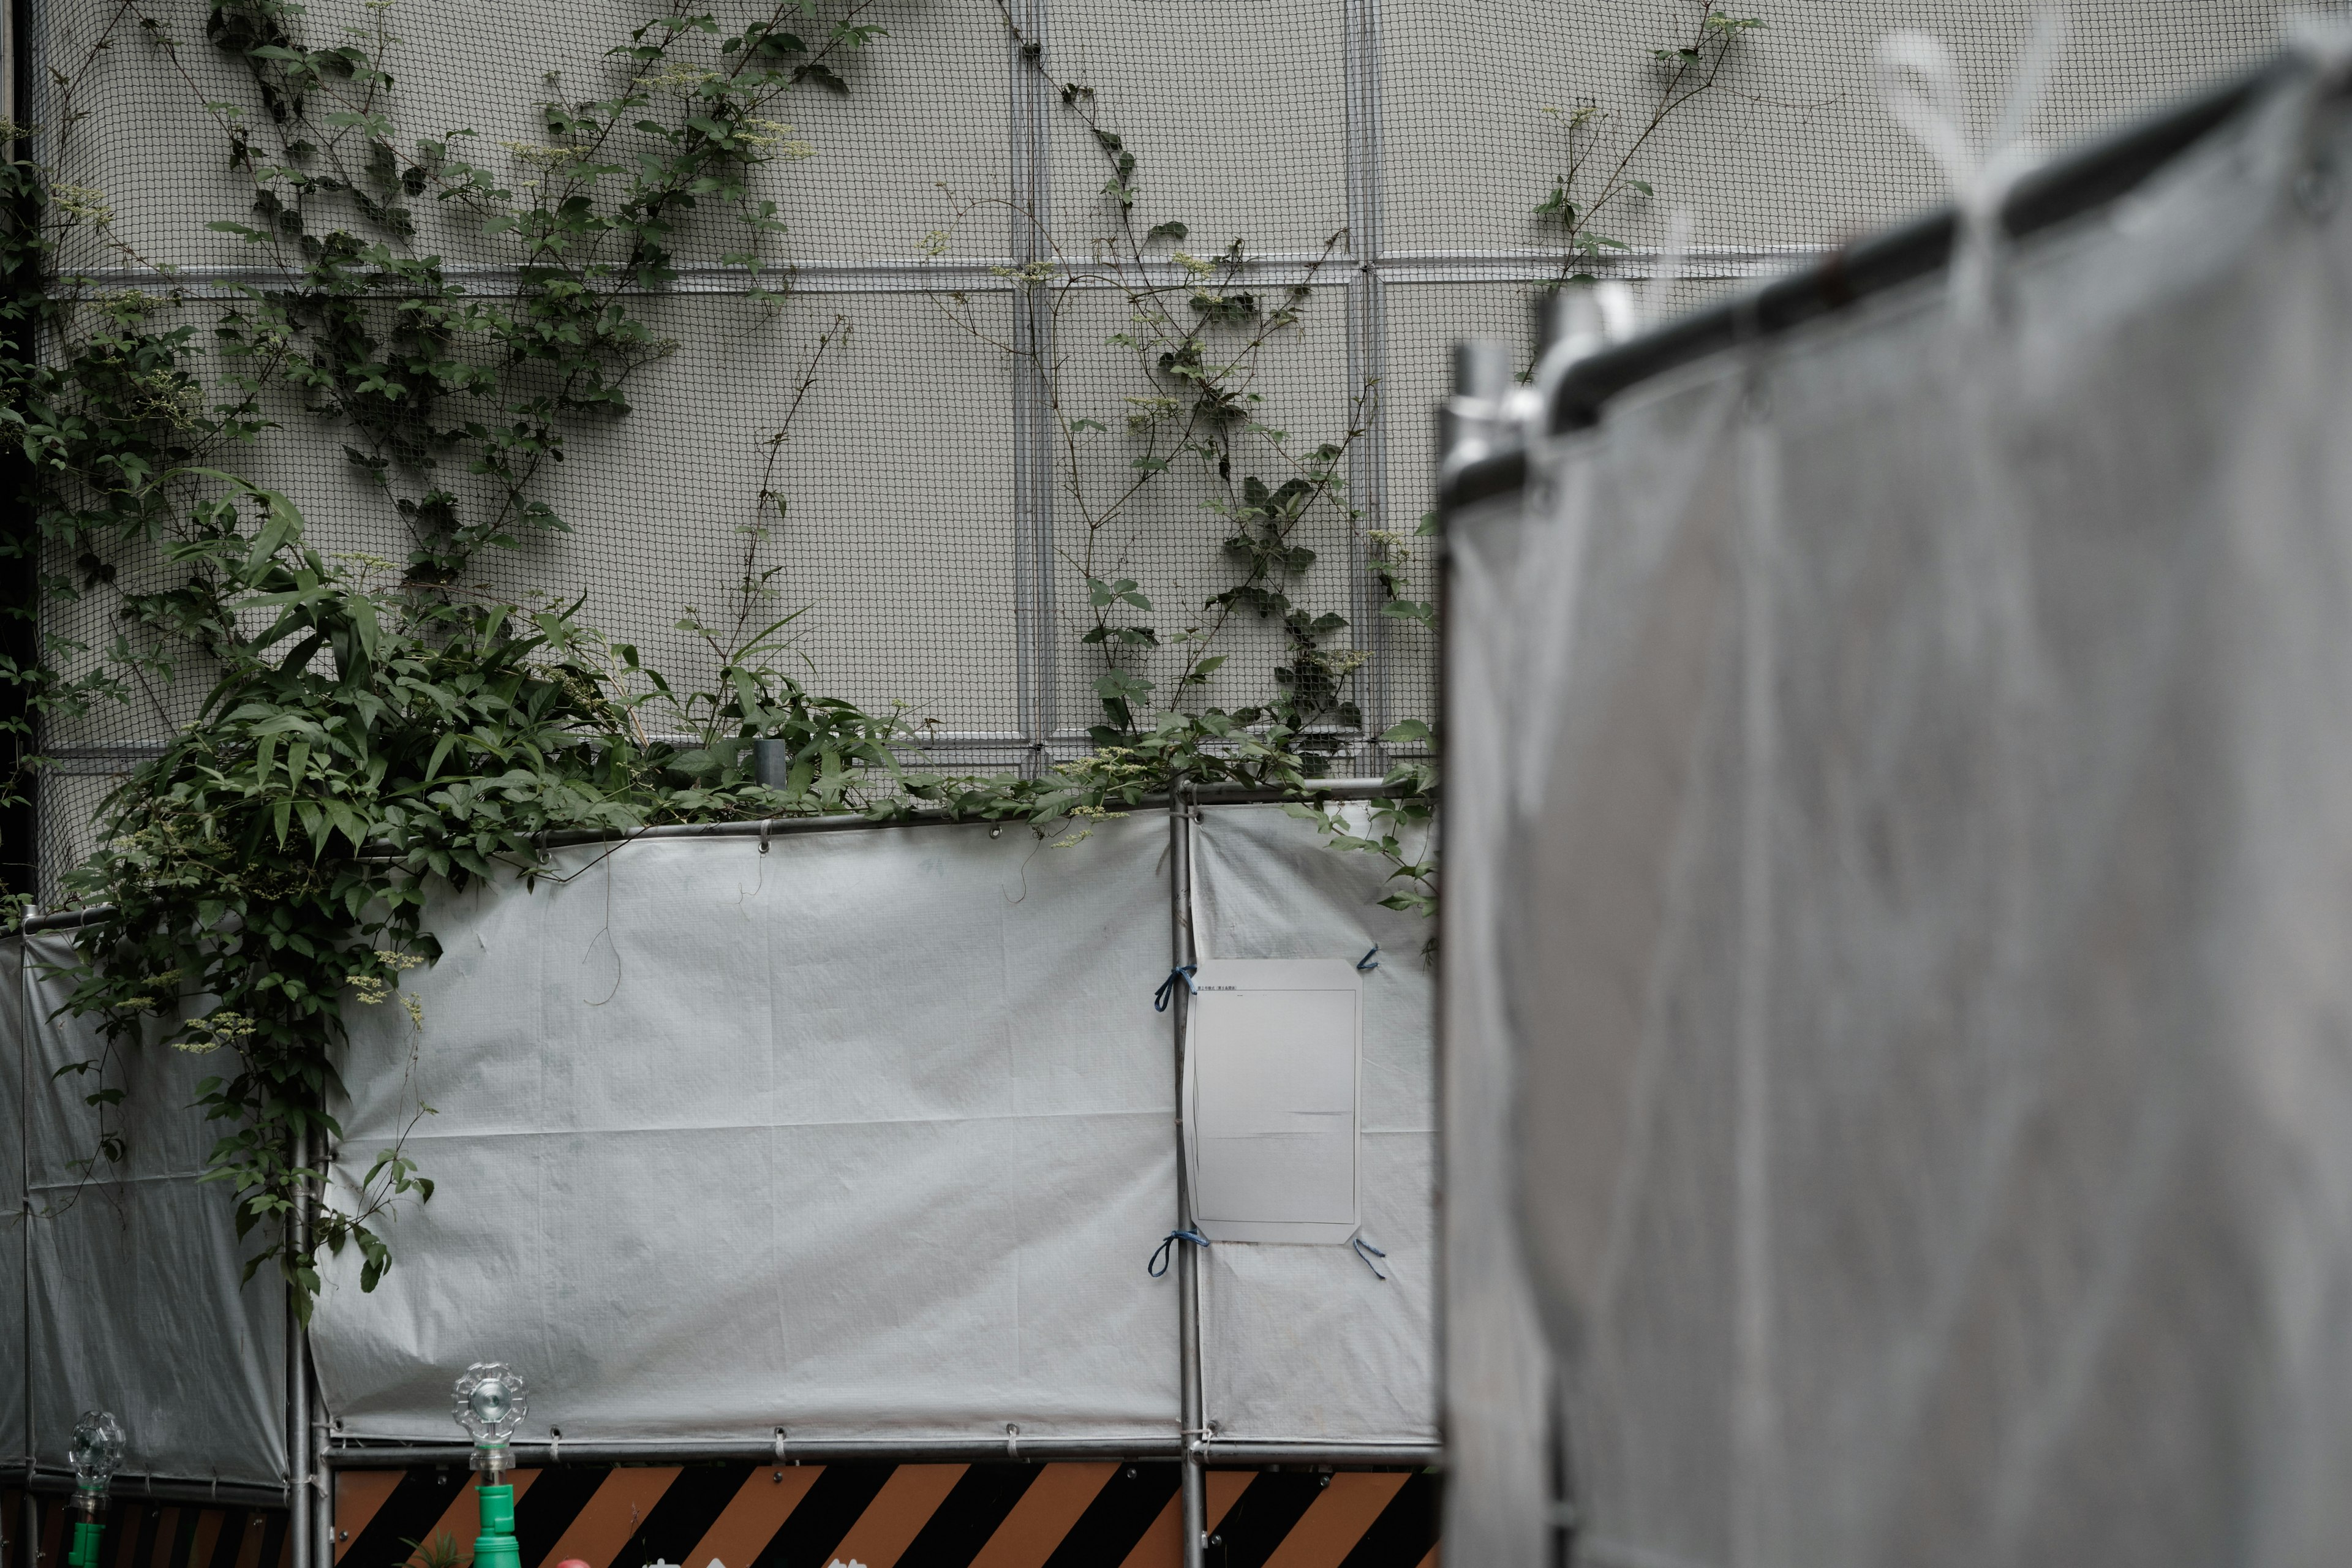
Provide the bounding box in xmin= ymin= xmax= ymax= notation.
xmin=1189 ymin=805 xmax=1438 ymax=1446
xmin=2 ymin=944 xmax=28 ymax=1470
xmin=7 ymin=932 xmax=288 ymax=1488
xmin=1186 ymin=959 xmax=1362 ymax=1245
xmin=1450 ymin=64 xmax=2352 ymax=1568
xmin=5 ymin=804 xmax=1437 ymax=1461
xmin=315 ymin=818 xmax=1178 ymax=1443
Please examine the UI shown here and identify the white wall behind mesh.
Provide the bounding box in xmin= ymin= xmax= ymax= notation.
xmin=23 ymin=0 xmax=2310 ymax=895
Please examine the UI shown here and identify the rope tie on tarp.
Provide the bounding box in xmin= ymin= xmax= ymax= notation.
xmin=1148 ymin=1228 xmax=1210 ymax=1277
xmin=1153 ymin=963 xmax=1199 ymax=1012
xmin=1352 ymin=1235 xmax=1389 ymax=1280
xmin=1356 ymin=945 xmax=1381 ymax=971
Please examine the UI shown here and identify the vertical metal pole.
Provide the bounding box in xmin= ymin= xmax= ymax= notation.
xmin=1023 ymin=0 xmax=1057 ymax=768
xmin=1342 ymin=0 xmax=1390 ymax=770
xmin=287 ymin=1129 xmax=311 ymax=1568
xmin=21 ymin=930 xmax=36 ymax=1545
xmin=1168 ymin=790 xmax=1205 ymax=1568
xmin=1006 ymin=1 xmax=1036 ymax=771
xmin=1007 ymin=0 xmax=1057 ymax=775
xmin=6 ymin=0 xmax=44 ymax=908
xmin=312 ymin=1345 xmax=331 ymax=1568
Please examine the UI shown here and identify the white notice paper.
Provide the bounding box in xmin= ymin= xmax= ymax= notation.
xmin=1186 ymin=958 xmax=1363 ymax=1243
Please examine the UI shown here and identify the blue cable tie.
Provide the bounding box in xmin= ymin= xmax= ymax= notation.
xmin=1153 ymin=963 xmax=1199 ymax=1012
xmin=1352 ymin=1235 xmax=1389 ymax=1280
xmin=1356 ymin=945 xmax=1381 ymax=972
xmin=1149 ymin=1228 xmax=1211 ymax=1278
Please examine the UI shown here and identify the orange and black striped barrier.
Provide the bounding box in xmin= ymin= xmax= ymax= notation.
xmin=331 ymin=1462 xmax=1438 ymax=1568
xmin=3 ymin=1490 xmax=292 ymax=1568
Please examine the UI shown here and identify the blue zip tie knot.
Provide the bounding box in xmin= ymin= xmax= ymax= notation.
xmin=1153 ymin=963 xmax=1199 ymax=1012
xmin=1357 ymin=945 xmax=1381 ymax=971
xmin=1352 ymin=1235 xmax=1389 ymax=1280
xmin=1149 ymin=1228 xmax=1211 ymax=1278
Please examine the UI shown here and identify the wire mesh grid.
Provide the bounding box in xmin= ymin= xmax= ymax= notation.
xmin=18 ymin=0 xmax=2323 ymax=895
xmin=1379 ymin=0 xmax=2297 ymax=260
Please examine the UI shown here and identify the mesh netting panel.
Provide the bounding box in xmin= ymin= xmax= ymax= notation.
xmin=1381 ymin=0 xmax=2294 ymax=258
xmin=20 ymin=0 xmax=2322 ymax=894
xmin=1044 ymin=1 xmax=1352 ymax=259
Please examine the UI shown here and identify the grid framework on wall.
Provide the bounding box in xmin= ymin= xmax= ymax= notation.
xmin=20 ymin=0 xmax=2305 ymax=897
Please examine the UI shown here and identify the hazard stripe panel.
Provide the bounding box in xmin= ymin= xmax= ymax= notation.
xmin=325 ymin=1464 xmax=1439 ymax=1568
xmin=1 ymin=1493 xmax=290 ymax=1568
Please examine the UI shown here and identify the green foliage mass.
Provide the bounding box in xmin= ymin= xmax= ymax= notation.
xmin=1533 ymin=1 xmax=1763 ymax=278
xmin=55 ymin=476 xmax=908 ymax=1310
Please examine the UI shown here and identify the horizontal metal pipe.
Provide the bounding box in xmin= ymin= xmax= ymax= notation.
xmin=540 ymin=777 xmax=1401 ymax=850
xmin=324 ymin=1438 xmax=1186 ymax=1468
xmin=1533 ymin=61 xmax=2280 ymax=442
xmin=15 ymin=905 xmax=110 ymax=934
xmin=1442 ymin=59 xmax=2286 ymax=516
xmin=15 ymin=1468 xmax=289 ymax=1508
xmin=11 ymin=778 xmax=1418 ymax=935
xmin=59 ymin=243 xmax=1817 ymax=303
xmin=322 ymin=1438 xmax=1438 ymax=1469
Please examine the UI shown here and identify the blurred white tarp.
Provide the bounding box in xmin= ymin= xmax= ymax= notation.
xmin=3 ymin=804 xmax=1432 ymax=1477
xmin=1447 ymin=58 xmax=2352 ymax=1568
xmin=7 ymin=931 xmax=290 ymax=1490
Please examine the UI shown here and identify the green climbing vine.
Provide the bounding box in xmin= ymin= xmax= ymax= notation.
xmin=919 ymin=4 xmax=1441 ymax=910
xmin=935 ymin=9 xmax=1384 ymax=769
xmin=1535 ymin=1 xmax=1765 ymax=281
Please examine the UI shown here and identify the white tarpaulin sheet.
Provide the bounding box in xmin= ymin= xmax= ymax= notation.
xmin=1450 ymin=58 xmax=2352 ymax=1568
xmin=1192 ymin=805 xmax=1438 ymax=1447
xmin=7 ymin=804 xmax=1436 ymax=1464
xmin=317 ymin=816 xmax=1180 ymax=1442
xmin=309 ymin=807 xmax=1438 ymax=1446
xmin=3 ymin=944 xmax=28 ymax=1472
xmin=9 ymin=932 xmax=288 ymax=1488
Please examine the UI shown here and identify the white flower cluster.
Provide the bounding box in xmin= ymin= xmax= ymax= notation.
xmin=173 ymin=1010 xmax=257 ymax=1054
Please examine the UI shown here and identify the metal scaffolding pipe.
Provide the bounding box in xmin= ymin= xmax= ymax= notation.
xmin=323 ymin=1438 xmax=1191 ymax=1468
xmin=12 ymin=778 xmax=1414 ymax=930
xmin=1439 ymin=58 xmax=2290 ymax=516
xmin=1170 ymin=788 xmax=1208 ymax=1568
xmin=287 ymin=1128 xmax=311 ymax=1568
xmin=13 ymin=1469 xmax=290 ymax=1509
xmin=315 ymin=1438 xmax=1436 ymax=1470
